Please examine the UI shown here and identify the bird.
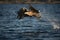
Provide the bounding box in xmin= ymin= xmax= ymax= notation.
xmin=17 ymin=4 xmax=41 ymax=19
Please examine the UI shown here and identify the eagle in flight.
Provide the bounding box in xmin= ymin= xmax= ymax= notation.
xmin=17 ymin=4 xmax=41 ymax=19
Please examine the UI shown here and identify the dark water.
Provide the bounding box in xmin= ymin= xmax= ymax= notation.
xmin=0 ymin=4 xmax=60 ymax=40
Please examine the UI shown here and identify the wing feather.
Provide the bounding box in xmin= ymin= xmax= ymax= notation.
xmin=29 ymin=4 xmax=39 ymax=13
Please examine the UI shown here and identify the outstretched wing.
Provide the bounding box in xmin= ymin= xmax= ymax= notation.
xmin=29 ymin=4 xmax=39 ymax=13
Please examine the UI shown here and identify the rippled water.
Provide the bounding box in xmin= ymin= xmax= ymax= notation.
xmin=0 ymin=4 xmax=60 ymax=40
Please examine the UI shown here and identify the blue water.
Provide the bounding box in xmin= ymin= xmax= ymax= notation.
xmin=0 ymin=4 xmax=60 ymax=40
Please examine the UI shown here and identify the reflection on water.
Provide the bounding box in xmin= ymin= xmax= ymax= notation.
xmin=0 ymin=4 xmax=60 ymax=40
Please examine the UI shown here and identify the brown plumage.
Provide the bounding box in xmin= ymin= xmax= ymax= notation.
xmin=17 ymin=5 xmax=41 ymax=19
